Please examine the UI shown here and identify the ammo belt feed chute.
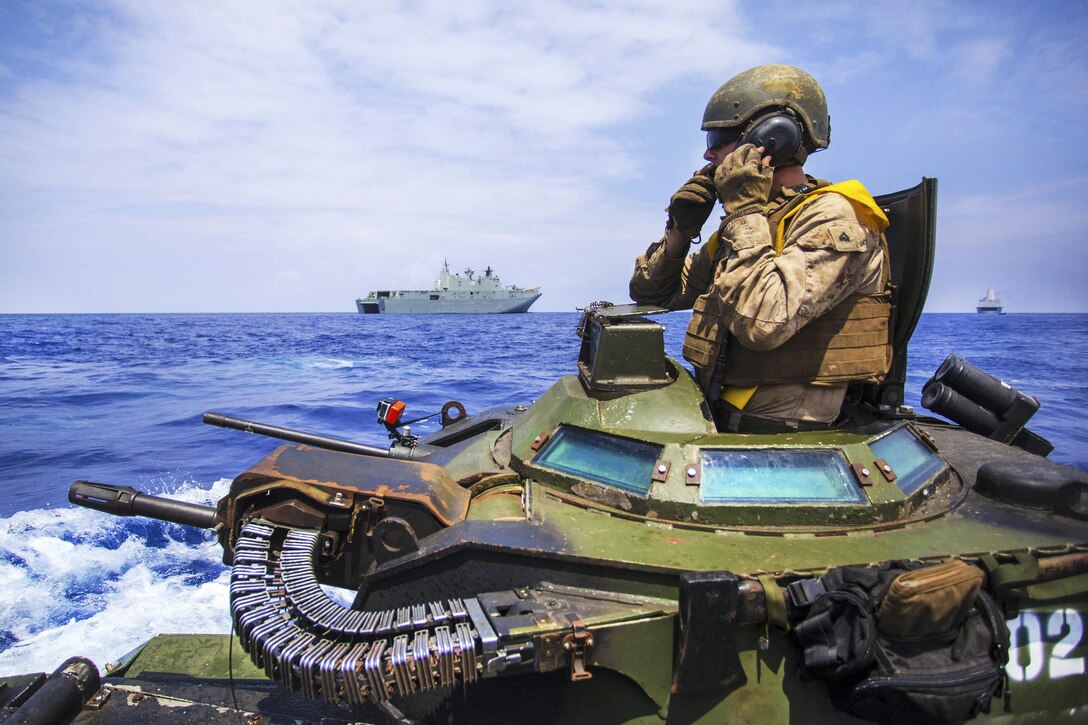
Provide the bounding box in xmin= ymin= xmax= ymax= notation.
xmin=232 ymin=521 xmax=489 ymax=704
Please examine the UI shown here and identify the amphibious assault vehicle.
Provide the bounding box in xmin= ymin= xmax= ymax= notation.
xmin=5 ymin=179 xmax=1087 ymax=724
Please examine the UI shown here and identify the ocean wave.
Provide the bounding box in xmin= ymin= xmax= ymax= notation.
xmin=0 ymin=479 xmax=232 ymax=674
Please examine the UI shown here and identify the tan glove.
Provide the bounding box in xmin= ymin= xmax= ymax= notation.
xmin=713 ymin=144 xmax=772 ymax=216
xmin=666 ymin=167 xmax=717 ymax=238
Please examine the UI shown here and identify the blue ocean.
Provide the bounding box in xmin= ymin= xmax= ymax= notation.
xmin=1 ymin=312 xmax=1085 ymax=674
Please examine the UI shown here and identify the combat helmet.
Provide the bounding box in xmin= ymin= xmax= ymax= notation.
xmin=702 ymin=64 xmax=830 ymax=165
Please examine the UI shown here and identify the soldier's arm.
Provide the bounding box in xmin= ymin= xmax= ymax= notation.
xmin=714 ymin=194 xmax=882 ymax=350
xmin=629 ymin=228 xmax=712 ymax=310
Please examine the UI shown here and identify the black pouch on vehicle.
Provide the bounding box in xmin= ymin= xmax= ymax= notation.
xmin=790 ymin=562 xmax=1010 ymax=724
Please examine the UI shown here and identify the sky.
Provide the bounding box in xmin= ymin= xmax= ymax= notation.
xmin=1 ymin=0 xmax=1086 ymax=313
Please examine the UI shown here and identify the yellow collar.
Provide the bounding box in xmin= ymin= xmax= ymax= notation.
xmin=774 ymin=180 xmax=889 ymax=254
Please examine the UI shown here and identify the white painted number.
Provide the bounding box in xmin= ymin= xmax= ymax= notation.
xmin=1047 ymin=608 xmax=1086 ymax=679
xmin=1007 ymin=609 xmax=1086 ymax=682
xmin=1008 ymin=610 xmax=1045 ymax=681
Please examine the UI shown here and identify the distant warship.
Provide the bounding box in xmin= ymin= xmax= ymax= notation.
xmin=356 ymin=261 xmax=542 ymax=314
xmin=977 ymin=287 xmax=1005 ymax=314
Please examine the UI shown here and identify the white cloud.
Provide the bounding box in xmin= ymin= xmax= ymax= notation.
xmin=1 ymin=0 xmax=1086 ymax=312
xmin=2 ymin=0 xmax=782 ymax=311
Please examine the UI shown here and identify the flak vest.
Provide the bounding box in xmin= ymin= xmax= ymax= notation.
xmin=681 ymin=180 xmax=893 ymax=401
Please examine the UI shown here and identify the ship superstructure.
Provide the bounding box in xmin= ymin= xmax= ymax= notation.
xmin=356 ymin=261 xmax=541 ymax=314
xmin=977 ymin=287 xmax=1004 ymax=314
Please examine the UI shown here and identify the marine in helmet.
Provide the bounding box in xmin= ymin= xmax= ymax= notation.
xmin=630 ymin=65 xmax=892 ymax=433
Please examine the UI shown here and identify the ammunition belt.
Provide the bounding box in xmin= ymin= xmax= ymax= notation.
xmin=230 ymin=521 xmax=495 ymax=705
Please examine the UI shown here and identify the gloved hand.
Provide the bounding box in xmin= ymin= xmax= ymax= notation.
xmin=713 ymin=144 xmax=773 ymax=216
xmin=666 ymin=167 xmax=717 ymax=238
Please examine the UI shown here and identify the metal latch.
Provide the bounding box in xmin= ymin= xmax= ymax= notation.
xmin=851 ymin=463 xmax=874 ymax=486
xmin=363 ymin=497 xmax=385 ymax=535
xmin=85 ymin=687 xmax=112 ymax=710
xmin=915 ymin=427 xmax=939 ymax=452
xmin=875 ymin=459 xmax=897 ymax=482
xmin=562 ymin=619 xmax=594 ymax=682
xmin=651 ymin=459 xmax=671 ymax=483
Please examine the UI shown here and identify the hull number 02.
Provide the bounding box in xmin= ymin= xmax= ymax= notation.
xmin=1007 ymin=608 xmax=1086 ymax=682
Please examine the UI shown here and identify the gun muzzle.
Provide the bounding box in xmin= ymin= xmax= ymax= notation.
xmin=68 ymin=480 xmax=218 ymax=529
xmin=6 ymin=656 xmax=101 ymax=725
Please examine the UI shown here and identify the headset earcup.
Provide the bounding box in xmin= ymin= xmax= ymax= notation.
xmin=742 ymin=115 xmax=803 ymax=167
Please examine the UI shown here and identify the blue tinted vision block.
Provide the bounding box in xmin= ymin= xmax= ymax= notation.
xmin=700 ymin=449 xmax=864 ymax=504
xmin=535 ymin=426 xmax=660 ymax=495
xmin=869 ymin=428 xmax=946 ymax=496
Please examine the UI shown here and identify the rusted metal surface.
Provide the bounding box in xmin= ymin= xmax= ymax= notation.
xmin=571 ymin=482 xmax=633 ymax=511
xmin=651 ymin=459 xmax=670 ymax=483
xmin=875 ymin=458 xmax=897 ymax=482
xmin=851 ymin=463 xmax=874 ymax=486
xmin=234 ymin=445 xmax=470 ymax=527
xmin=1034 ymin=550 xmax=1088 ymax=582
xmin=682 ymin=461 xmax=700 ymax=486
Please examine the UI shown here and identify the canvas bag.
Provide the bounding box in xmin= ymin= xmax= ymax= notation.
xmin=790 ymin=561 xmax=1009 ymax=724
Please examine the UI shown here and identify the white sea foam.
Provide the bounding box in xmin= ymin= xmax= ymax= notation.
xmin=310 ymin=358 xmax=355 ymax=369
xmin=0 ymin=479 xmax=233 ymax=674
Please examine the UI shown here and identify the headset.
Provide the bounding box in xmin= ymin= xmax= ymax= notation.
xmin=741 ymin=112 xmax=803 ymax=167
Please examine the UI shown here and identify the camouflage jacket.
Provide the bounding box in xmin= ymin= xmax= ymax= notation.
xmin=629 ymin=183 xmax=887 ymax=354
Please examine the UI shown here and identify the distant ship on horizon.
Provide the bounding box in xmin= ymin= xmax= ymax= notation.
xmin=356 ymin=261 xmax=542 ymax=314
xmin=977 ymin=287 xmax=1005 ymax=314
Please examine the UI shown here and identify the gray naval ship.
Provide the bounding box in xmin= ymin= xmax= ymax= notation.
xmin=356 ymin=261 xmax=542 ymax=314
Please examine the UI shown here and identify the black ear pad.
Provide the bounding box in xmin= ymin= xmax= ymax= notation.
xmin=741 ymin=114 xmax=803 ymax=167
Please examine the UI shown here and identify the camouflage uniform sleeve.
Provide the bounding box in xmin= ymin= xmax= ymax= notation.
xmin=629 ymin=235 xmax=714 ymax=310
xmin=714 ymin=193 xmax=885 ymax=351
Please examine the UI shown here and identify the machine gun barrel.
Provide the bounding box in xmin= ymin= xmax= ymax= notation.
xmin=69 ymin=480 xmax=218 ymax=529
xmin=202 ymin=411 xmax=398 ymax=458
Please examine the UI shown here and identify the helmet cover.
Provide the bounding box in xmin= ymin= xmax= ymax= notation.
xmin=702 ymin=65 xmax=830 ymax=159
